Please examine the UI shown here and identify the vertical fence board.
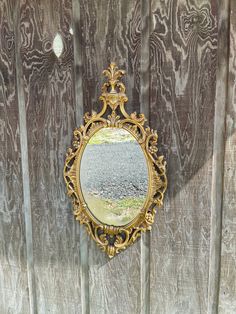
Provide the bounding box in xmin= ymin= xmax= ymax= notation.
xmin=80 ymin=0 xmax=141 ymax=115
xmin=0 ymin=1 xmax=30 ymax=313
xmin=208 ymin=0 xmax=230 ymax=312
xmin=140 ymin=0 xmax=151 ymax=313
xmin=19 ymin=1 xmax=81 ymax=313
xmin=219 ymin=1 xmax=236 ymax=312
xmin=149 ymin=1 xmax=218 ymax=313
xmin=78 ymin=1 xmax=142 ymax=313
xmin=71 ymin=1 xmax=89 ymax=313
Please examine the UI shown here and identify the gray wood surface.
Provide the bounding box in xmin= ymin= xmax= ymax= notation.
xmin=79 ymin=0 xmax=141 ymax=115
xmin=72 ymin=1 xmax=89 ymax=313
xmin=219 ymin=1 xmax=236 ymax=313
xmin=140 ymin=1 xmax=151 ymax=313
xmin=15 ymin=0 xmax=38 ymax=312
xmin=149 ymin=1 xmax=218 ymax=313
xmin=1 ymin=0 xmax=236 ymax=313
xmin=0 ymin=1 xmax=30 ymax=313
xmin=19 ymin=1 xmax=81 ymax=313
xmin=208 ymin=1 xmax=229 ymax=313
xmin=78 ymin=1 xmax=142 ymax=313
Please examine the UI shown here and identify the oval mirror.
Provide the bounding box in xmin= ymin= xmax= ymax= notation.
xmin=64 ymin=63 xmax=167 ymax=257
xmin=80 ymin=128 xmax=148 ymax=226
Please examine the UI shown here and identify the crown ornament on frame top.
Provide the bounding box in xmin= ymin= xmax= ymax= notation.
xmin=64 ymin=62 xmax=167 ymax=258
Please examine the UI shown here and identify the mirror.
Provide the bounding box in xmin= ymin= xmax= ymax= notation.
xmin=80 ymin=128 xmax=148 ymax=226
xmin=64 ymin=63 xmax=167 ymax=257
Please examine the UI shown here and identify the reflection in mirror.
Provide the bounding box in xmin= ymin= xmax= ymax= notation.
xmin=80 ymin=128 xmax=148 ymax=226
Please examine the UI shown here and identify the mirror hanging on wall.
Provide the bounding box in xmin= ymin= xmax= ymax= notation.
xmin=64 ymin=63 xmax=167 ymax=257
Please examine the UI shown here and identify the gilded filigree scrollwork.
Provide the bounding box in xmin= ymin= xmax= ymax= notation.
xmin=64 ymin=63 xmax=167 ymax=258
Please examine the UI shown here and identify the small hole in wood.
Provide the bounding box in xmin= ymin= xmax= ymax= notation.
xmin=52 ymin=33 xmax=64 ymax=58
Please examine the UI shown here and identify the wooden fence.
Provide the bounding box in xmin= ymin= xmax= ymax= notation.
xmin=0 ymin=0 xmax=235 ymax=313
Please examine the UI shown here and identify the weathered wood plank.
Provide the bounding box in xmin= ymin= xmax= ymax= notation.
xmin=140 ymin=0 xmax=151 ymax=313
xmin=78 ymin=1 xmax=142 ymax=313
xmin=219 ymin=0 xmax=236 ymax=312
xmin=71 ymin=1 xmax=89 ymax=313
xmin=72 ymin=0 xmax=84 ymax=125
xmin=2 ymin=1 xmax=235 ymax=313
xmin=80 ymin=0 xmax=141 ymax=115
xmin=19 ymin=1 xmax=81 ymax=313
xmin=15 ymin=1 xmax=37 ymax=312
xmin=208 ymin=0 xmax=230 ymax=313
xmin=0 ymin=1 xmax=30 ymax=313
xmin=149 ymin=1 xmax=218 ymax=313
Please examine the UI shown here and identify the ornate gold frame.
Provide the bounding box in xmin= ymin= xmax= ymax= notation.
xmin=64 ymin=63 xmax=167 ymax=258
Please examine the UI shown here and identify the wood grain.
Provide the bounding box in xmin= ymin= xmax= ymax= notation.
xmin=140 ymin=1 xmax=151 ymax=313
xmin=79 ymin=0 xmax=141 ymax=115
xmin=19 ymin=1 xmax=81 ymax=313
xmin=149 ymin=1 xmax=218 ymax=313
xmin=208 ymin=0 xmax=229 ymax=312
xmin=0 ymin=1 xmax=30 ymax=313
xmin=219 ymin=0 xmax=236 ymax=312
xmin=1 ymin=0 xmax=236 ymax=312
xmin=71 ymin=1 xmax=89 ymax=313
xmin=15 ymin=0 xmax=37 ymax=311
xmin=78 ymin=1 xmax=142 ymax=313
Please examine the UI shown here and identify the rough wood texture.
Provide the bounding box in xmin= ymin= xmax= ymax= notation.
xmin=149 ymin=1 xmax=218 ymax=313
xmin=219 ymin=1 xmax=236 ymax=312
xmin=19 ymin=1 xmax=81 ymax=313
xmin=72 ymin=1 xmax=89 ymax=313
xmin=0 ymin=1 xmax=30 ymax=313
xmin=1 ymin=0 xmax=236 ymax=313
xmin=140 ymin=1 xmax=151 ymax=313
xmin=15 ymin=1 xmax=38 ymax=312
xmin=78 ymin=1 xmax=142 ymax=313
xmin=80 ymin=0 xmax=141 ymax=115
xmin=208 ymin=1 xmax=229 ymax=312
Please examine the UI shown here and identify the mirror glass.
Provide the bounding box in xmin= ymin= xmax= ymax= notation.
xmin=80 ymin=128 xmax=148 ymax=226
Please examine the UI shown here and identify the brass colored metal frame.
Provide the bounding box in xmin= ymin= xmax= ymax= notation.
xmin=64 ymin=63 xmax=167 ymax=258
